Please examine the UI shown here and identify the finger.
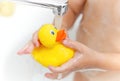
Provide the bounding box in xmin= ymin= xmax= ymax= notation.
xmin=48 ymin=54 xmax=82 ymax=73
xmin=45 ymin=71 xmax=71 ymax=79
xmin=32 ymin=31 xmax=40 ymax=47
xmin=17 ymin=40 xmax=34 ymax=55
xmin=62 ymin=38 xmax=86 ymax=52
xmin=45 ymin=72 xmax=58 ymax=79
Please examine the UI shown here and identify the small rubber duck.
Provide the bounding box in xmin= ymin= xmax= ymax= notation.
xmin=32 ymin=24 xmax=74 ymax=67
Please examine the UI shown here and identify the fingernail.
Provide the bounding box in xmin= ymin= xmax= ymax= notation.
xmin=48 ymin=66 xmax=54 ymax=70
xmin=17 ymin=52 xmax=21 ymax=55
xmin=45 ymin=74 xmax=52 ymax=78
xmin=17 ymin=52 xmax=24 ymax=55
xmin=17 ymin=50 xmax=23 ymax=54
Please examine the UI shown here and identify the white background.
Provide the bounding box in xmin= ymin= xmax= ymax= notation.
xmin=0 ymin=1 xmax=81 ymax=81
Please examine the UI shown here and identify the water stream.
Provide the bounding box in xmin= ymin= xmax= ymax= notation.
xmin=54 ymin=15 xmax=63 ymax=29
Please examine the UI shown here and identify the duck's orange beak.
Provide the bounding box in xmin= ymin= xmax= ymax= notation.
xmin=56 ymin=30 xmax=66 ymax=42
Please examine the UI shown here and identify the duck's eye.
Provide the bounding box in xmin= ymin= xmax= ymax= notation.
xmin=50 ymin=30 xmax=55 ymax=35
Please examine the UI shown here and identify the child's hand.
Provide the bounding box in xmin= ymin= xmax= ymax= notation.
xmin=45 ymin=38 xmax=100 ymax=79
xmin=18 ymin=30 xmax=41 ymax=54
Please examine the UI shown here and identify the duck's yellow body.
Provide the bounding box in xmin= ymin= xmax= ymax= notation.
xmin=32 ymin=43 xmax=74 ymax=67
xmin=32 ymin=24 xmax=74 ymax=67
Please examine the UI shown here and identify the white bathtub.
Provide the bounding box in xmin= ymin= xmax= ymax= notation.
xmin=0 ymin=2 xmax=81 ymax=81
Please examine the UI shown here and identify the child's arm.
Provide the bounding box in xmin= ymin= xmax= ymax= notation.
xmin=45 ymin=38 xmax=120 ymax=79
xmin=60 ymin=0 xmax=86 ymax=30
xmin=97 ymin=52 xmax=120 ymax=70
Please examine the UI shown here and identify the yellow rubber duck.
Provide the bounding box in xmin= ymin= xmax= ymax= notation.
xmin=32 ymin=24 xmax=74 ymax=67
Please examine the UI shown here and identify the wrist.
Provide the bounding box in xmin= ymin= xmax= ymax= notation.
xmin=87 ymin=50 xmax=105 ymax=69
xmin=79 ymin=50 xmax=101 ymax=69
xmin=92 ymin=52 xmax=106 ymax=69
xmin=95 ymin=52 xmax=120 ymax=70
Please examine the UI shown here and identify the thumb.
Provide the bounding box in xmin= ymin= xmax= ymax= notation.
xmin=62 ymin=38 xmax=82 ymax=52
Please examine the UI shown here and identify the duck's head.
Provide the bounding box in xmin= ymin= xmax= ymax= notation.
xmin=38 ymin=24 xmax=66 ymax=48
